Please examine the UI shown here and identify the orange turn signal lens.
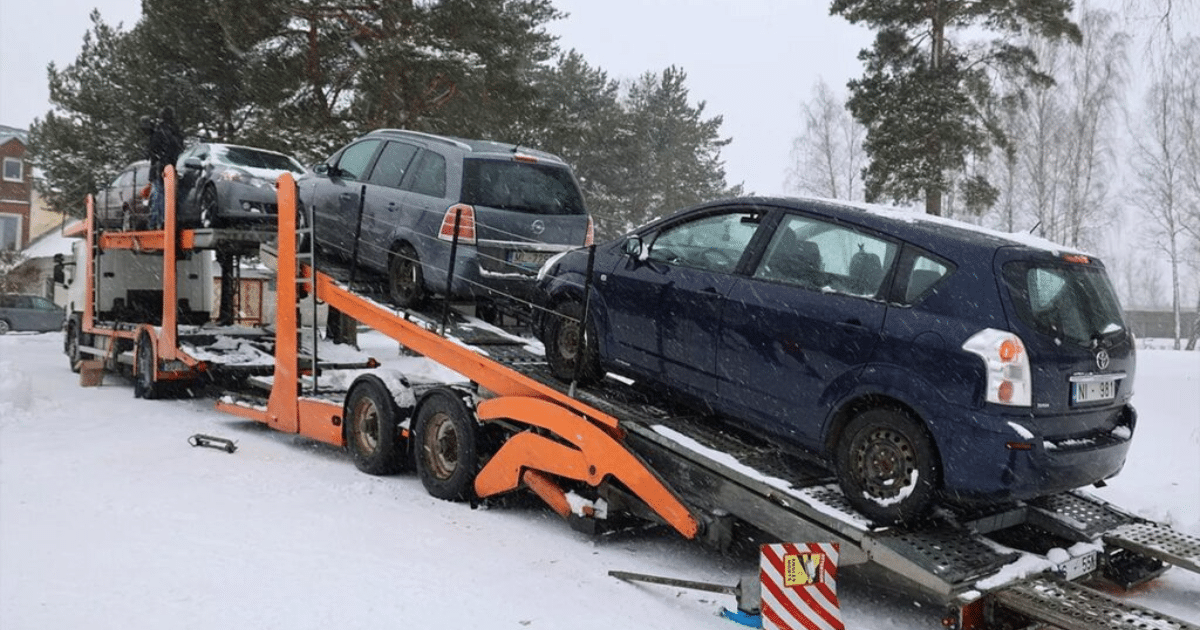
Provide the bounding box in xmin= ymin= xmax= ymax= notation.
xmin=999 ymin=339 xmax=1021 ymax=362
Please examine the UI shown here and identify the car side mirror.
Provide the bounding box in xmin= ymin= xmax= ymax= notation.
xmin=622 ymin=236 xmax=643 ymax=258
xmin=52 ymin=254 xmax=65 ymax=284
xmin=313 ymin=163 xmax=337 ymax=177
xmin=183 ymin=157 xmax=203 ymax=170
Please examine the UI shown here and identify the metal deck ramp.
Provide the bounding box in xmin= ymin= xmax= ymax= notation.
xmin=993 ymin=575 xmax=1199 ymax=630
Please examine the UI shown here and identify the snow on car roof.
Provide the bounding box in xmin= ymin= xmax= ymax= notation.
xmin=794 ymin=195 xmax=1094 ymax=257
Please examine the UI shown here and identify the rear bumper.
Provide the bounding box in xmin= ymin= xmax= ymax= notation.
xmin=421 ymin=242 xmax=567 ymax=302
xmin=935 ymin=404 xmax=1135 ymax=505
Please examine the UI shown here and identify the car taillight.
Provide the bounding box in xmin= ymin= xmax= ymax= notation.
xmin=584 ymin=217 xmax=594 ymax=246
xmin=963 ymin=329 xmax=1032 ymax=407
xmin=438 ymin=204 xmax=476 ymax=244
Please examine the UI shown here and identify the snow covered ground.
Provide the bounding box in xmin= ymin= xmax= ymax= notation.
xmin=1 ymin=330 xmax=1197 ymax=629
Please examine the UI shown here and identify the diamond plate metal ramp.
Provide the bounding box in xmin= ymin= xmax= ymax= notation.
xmin=1104 ymin=523 xmax=1200 ymax=575
xmin=993 ymin=575 xmax=1199 ymax=630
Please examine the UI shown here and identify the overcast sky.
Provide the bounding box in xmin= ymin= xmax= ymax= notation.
xmin=0 ymin=1 xmax=874 ymax=196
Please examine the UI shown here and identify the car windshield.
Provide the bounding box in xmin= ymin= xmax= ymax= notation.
xmin=214 ymin=146 xmax=304 ymax=173
xmin=461 ymin=159 xmax=586 ymax=216
xmin=1003 ymin=259 xmax=1126 ymax=347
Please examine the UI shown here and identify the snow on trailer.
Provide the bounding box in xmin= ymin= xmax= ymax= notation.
xmin=64 ymin=172 xmax=1199 ymax=630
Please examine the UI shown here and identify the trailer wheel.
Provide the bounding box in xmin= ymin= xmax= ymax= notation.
xmin=345 ymin=377 xmax=407 ymax=475
xmin=388 ymin=243 xmax=425 ymax=308
xmin=134 ymin=332 xmax=160 ymax=399
xmin=65 ymin=316 xmax=83 ymax=373
xmin=414 ymin=389 xmax=477 ymax=501
xmin=835 ymin=407 xmax=938 ymax=525
xmin=544 ymin=300 xmax=601 ymax=384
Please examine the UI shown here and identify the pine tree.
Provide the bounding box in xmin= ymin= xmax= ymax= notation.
xmin=616 ymin=67 xmax=741 ymax=233
xmin=831 ymin=0 xmax=1080 ymax=215
xmin=29 ymin=11 xmax=150 ymax=215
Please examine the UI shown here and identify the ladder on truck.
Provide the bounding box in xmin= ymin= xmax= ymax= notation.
xmin=211 ymin=175 xmax=1198 ymax=630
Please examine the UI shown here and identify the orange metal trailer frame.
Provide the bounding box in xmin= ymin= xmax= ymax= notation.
xmin=213 ymin=174 xmax=700 ymax=538
xmin=81 ymin=168 xmax=206 ymax=387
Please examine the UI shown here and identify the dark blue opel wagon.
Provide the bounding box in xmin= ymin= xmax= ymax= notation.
xmin=535 ymin=197 xmax=1135 ymax=524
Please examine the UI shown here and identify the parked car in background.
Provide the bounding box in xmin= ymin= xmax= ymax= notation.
xmin=298 ymin=129 xmax=592 ymax=308
xmin=0 ymin=294 xmax=64 ymax=334
xmin=536 ymin=196 xmax=1136 ymax=525
xmin=176 ymin=142 xmax=307 ymax=228
xmin=94 ymin=160 xmax=151 ymax=230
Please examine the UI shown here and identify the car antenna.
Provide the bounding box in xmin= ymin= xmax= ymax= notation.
xmin=1028 ymin=220 xmax=1042 ymax=235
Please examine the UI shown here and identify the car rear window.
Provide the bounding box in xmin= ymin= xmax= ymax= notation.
xmin=461 ymin=159 xmax=585 ymax=216
xmin=1002 ymin=259 xmax=1126 ymax=347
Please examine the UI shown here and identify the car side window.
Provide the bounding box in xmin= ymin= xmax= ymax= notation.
xmin=647 ymin=211 xmax=759 ymax=274
xmin=405 ymin=150 xmax=447 ymax=198
xmin=367 ymin=141 xmax=419 ymax=188
xmin=334 ymin=140 xmax=382 ymax=181
xmin=754 ymin=214 xmax=897 ymax=297
xmin=905 ymin=255 xmax=952 ymax=303
xmin=31 ymin=296 xmax=57 ymax=311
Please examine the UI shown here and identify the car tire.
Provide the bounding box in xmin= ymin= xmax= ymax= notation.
xmin=388 ymin=243 xmax=425 ymax=309
xmin=199 ymin=186 xmax=223 ymax=229
xmin=345 ymin=377 xmax=407 ymax=475
xmin=413 ymin=388 xmax=478 ymax=501
xmin=0 ymin=319 xmax=10 ymax=335
xmin=544 ymin=300 xmax=601 ymax=384
xmin=66 ymin=316 xmax=83 ymax=373
xmin=835 ymin=407 xmax=939 ymax=525
xmin=134 ymin=331 xmax=160 ymax=399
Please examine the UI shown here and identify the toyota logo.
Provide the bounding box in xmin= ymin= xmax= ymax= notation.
xmin=531 ymin=219 xmax=546 ymax=235
xmin=1095 ymin=349 xmax=1110 ymax=371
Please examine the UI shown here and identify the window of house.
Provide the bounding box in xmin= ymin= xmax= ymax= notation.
xmin=3 ymin=157 xmax=23 ymax=182
xmin=0 ymin=214 xmax=20 ymax=251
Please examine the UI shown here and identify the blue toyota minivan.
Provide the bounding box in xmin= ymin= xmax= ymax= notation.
xmin=536 ymin=197 xmax=1135 ymax=525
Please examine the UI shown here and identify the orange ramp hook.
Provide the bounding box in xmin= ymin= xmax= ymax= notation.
xmin=474 ymin=396 xmax=699 ymax=539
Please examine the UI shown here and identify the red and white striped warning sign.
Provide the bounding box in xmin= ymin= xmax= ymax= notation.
xmin=760 ymin=542 xmax=844 ymax=630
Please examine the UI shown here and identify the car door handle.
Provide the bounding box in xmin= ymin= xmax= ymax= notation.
xmin=387 ymin=202 xmax=399 ymax=212
xmin=339 ymin=193 xmax=355 ymax=201
xmin=837 ymin=319 xmax=868 ymax=332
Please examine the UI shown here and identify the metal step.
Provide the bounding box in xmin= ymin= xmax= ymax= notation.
xmin=1104 ymin=523 xmax=1200 ymax=575
xmin=992 ymin=575 xmax=1200 ymax=630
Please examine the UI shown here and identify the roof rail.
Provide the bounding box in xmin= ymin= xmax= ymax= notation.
xmin=370 ymin=129 xmax=472 ymax=151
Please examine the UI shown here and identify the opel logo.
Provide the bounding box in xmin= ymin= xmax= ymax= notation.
xmin=1095 ymin=349 xmax=1110 ymax=371
xmin=531 ymin=219 xmax=546 ymax=236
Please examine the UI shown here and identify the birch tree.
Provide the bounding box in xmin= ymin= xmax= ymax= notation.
xmin=1129 ymin=40 xmax=1196 ymax=349
xmin=784 ymin=79 xmax=865 ymax=201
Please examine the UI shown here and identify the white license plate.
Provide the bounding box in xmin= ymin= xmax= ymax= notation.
xmin=1073 ymin=380 xmax=1116 ymax=404
xmin=1057 ymin=551 xmax=1098 ymax=580
xmin=508 ymin=251 xmax=552 ymax=266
